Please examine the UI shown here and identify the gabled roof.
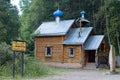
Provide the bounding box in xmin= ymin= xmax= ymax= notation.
xmin=35 ymin=19 xmax=74 ymax=36
xmin=84 ymin=35 xmax=104 ymax=50
xmin=63 ymin=27 xmax=93 ymax=45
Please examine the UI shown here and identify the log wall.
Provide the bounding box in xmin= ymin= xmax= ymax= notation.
xmin=63 ymin=45 xmax=82 ymax=63
xmin=35 ymin=36 xmax=83 ymax=63
xmin=35 ymin=36 xmax=65 ymax=62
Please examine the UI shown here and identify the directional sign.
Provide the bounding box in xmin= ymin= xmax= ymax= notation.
xmin=12 ymin=40 xmax=26 ymax=52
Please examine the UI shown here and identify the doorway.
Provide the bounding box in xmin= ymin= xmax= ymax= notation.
xmin=88 ymin=50 xmax=95 ymax=63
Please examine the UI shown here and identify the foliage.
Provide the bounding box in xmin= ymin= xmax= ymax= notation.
xmin=0 ymin=42 xmax=12 ymax=65
xmin=0 ymin=0 xmax=20 ymax=44
xmin=106 ymin=0 xmax=120 ymax=54
xmin=0 ymin=55 xmax=52 ymax=78
xmin=99 ymin=52 xmax=109 ymax=56
xmin=24 ymin=56 xmax=50 ymax=77
xmin=0 ymin=62 xmax=12 ymax=78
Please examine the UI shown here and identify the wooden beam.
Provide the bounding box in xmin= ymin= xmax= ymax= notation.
xmin=80 ymin=45 xmax=84 ymax=68
xmin=62 ymin=36 xmax=64 ymax=63
xmin=95 ymin=50 xmax=99 ymax=68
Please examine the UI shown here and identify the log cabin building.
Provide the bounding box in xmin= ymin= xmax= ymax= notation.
xmin=34 ymin=10 xmax=109 ymax=68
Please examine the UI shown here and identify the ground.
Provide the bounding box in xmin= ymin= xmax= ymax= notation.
xmin=29 ymin=68 xmax=120 ymax=80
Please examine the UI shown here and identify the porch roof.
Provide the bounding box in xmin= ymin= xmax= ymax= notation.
xmin=84 ymin=35 xmax=104 ymax=50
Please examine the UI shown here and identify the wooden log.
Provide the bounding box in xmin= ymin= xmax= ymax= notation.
xmin=109 ymin=45 xmax=116 ymax=73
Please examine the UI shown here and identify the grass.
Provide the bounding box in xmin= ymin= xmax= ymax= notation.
xmin=1 ymin=54 xmax=120 ymax=79
xmin=99 ymin=67 xmax=120 ymax=73
xmin=116 ymin=68 xmax=120 ymax=72
xmin=0 ymin=56 xmax=56 ymax=79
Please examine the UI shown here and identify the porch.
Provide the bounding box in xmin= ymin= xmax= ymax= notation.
xmin=84 ymin=35 xmax=109 ymax=68
xmin=84 ymin=50 xmax=109 ymax=68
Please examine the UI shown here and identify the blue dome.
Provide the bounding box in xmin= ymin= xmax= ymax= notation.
xmin=80 ymin=11 xmax=86 ymax=14
xmin=53 ymin=9 xmax=63 ymax=17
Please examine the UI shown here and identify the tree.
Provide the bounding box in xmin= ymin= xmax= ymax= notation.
xmin=0 ymin=0 xmax=20 ymax=44
xmin=106 ymin=0 xmax=120 ymax=54
xmin=20 ymin=0 xmax=120 ymax=55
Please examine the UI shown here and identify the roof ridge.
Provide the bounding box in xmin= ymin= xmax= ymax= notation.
xmin=42 ymin=19 xmax=75 ymax=23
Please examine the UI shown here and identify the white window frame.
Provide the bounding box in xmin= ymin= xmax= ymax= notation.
xmin=45 ymin=47 xmax=52 ymax=57
xmin=69 ymin=48 xmax=74 ymax=57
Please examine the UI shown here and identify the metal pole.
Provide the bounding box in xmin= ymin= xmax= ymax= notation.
xmin=80 ymin=20 xmax=82 ymax=33
xmin=21 ymin=52 xmax=24 ymax=77
xmin=78 ymin=20 xmax=82 ymax=37
xmin=13 ymin=52 xmax=15 ymax=78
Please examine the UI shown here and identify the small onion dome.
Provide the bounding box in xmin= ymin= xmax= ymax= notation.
xmin=80 ymin=11 xmax=86 ymax=15
xmin=53 ymin=9 xmax=63 ymax=17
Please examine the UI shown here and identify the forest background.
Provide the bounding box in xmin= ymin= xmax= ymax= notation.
xmin=0 ymin=0 xmax=120 ymax=78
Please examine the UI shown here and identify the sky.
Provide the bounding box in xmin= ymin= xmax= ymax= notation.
xmin=11 ymin=0 xmax=20 ymax=8
xmin=11 ymin=0 xmax=21 ymax=15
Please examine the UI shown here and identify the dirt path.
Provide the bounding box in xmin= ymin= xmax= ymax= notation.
xmin=30 ymin=69 xmax=120 ymax=80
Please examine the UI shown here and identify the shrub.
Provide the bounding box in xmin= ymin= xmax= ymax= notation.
xmin=0 ymin=62 xmax=12 ymax=77
xmin=0 ymin=55 xmax=51 ymax=78
xmin=0 ymin=42 xmax=12 ymax=65
xmin=24 ymin=56 xmax=50 ymax=77
xmin=0 ymin=42 xmax=52 ymax=78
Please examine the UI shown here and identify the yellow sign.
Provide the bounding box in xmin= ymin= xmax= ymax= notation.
xmin=12 ymin=40 xmax=26 ymax=52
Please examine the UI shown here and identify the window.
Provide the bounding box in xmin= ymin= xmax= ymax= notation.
xmin=69 ymin=48 xmax=74 ymax=57
xmin=45 ymin=47 xmax=52 ymax=57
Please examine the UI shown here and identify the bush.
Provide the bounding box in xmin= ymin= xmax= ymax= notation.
xmin=99 ymin=52 xmax=109 ymax=56
xmin=24 ymin=56 xmax=50 ymax=77
xmin=0 ymin=55 xmax=52 ymax=78
xmin=0 ymin=42 xmax=52 ymax=78
xmin=0 ymin=62 xmax=12 ymax=78
xmin=0 ymin=42 xmax=12 ymax=65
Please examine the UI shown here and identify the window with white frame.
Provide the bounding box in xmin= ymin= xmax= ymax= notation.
xmin=45 ymin=47 xmax=52 ymax=57
xmin=69 ymin=48 xmax=74 ymax=57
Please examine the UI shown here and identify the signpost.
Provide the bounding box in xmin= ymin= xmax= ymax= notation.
xmin=12 ymin=40 xmax=26 ymax=78
xmin=12 ymin=41 xmax=26 ymax=52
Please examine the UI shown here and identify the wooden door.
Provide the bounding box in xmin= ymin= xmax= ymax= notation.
xmin=88 ymin=51 xmax=95 ymax=62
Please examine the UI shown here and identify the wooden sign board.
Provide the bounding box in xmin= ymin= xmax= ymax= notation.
xmin=12 ymin=40 xmax=26 ymax=52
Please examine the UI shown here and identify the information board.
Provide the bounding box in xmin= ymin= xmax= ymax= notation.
xmin=12 ymin=40 xmax=26 ymax=52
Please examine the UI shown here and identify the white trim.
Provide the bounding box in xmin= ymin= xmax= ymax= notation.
xmin=69 ymin=48 xmax=74 ymax=57
xmin=45 ymin=47 xmax=52 ymax=57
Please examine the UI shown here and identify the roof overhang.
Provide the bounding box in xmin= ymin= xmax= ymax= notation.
xmin=84 ymin=35 xmax=104 ymax=50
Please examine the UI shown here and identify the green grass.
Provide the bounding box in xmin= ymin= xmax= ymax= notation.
xmin=2 ymin=54 xmax=119 ymax=79
xmin=0 ymin=56 xmax=55 ymax=79
xmin=116 ymin=68 xmax=120 ymax=72
xmin=99 ymin=67 xmax=120 ymax=73
xmin=0 ymin=63 xmax=13 ymax=78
